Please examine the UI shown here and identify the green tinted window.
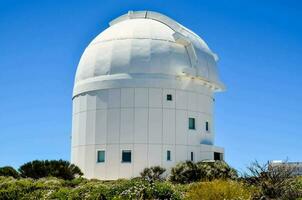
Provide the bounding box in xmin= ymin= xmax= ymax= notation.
xmin=97 ymin=150 xmax=105 ymax=163
xmin=206 ymin=121 xmax=209 ymax=132
xmin=167 ymin=150 xmax=171 ymax=161
xmin=189 ymin=118 xmax=195 ymax=130
xmin=122 ymin=150 xmax=131 ymax=163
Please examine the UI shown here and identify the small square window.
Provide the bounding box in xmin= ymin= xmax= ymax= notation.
xmin=97 ymin=150 xmax=105 ymax=163
xmin=122 ymin=150 xmax=131 ymax=163
xmin=167 ymin=150 xmax=171 ymax=161
xmin=190 ymin=152 xmax=194 ymax=161
xmin=167 ymin=94 xmax=172 ymax=101
xmin=189 ymin=118 xmax=195 ymax=130
xmin=205 ymin=121 xmax=210 ymax=132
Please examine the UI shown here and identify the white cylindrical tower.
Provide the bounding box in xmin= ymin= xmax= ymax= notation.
xmin=71 ymin=11 xmax=225 ymax=180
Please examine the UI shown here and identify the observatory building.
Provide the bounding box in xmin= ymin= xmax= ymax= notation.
xmin=71 ymin=11 xmax=225 ymax=180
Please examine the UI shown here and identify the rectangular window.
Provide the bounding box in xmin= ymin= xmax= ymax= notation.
xmin=189 ymin=118 xmax=195 ymax=130
xmin=122 ymin=150 xmax=131 ymax=163
xmin=167 ymin=150 xmax=171 ymax=161
xmin=206 ymin=121 xmax=209 ymax=132
xmin=191 ymin=152 xmax=194 ymax=161
xmin=214 ymin=152 xmax=222 ymax=161
xmin=167 ymin=94 xmax=172 ymax=101
xmin=97 ymin=150 xmax=105 ymax=163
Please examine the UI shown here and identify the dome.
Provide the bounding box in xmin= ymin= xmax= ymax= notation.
xmin=74 ymin=11 xmax=224 ymax=96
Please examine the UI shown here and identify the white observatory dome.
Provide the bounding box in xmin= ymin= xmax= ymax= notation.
xmin=74 ymin=11 xmax=224 ymax=97
xmin=71 ymin=11 xmax=225 ymax=180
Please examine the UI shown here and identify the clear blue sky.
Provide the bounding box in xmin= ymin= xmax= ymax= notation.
xmin=0 ymin=0 xmax=301 ymax=172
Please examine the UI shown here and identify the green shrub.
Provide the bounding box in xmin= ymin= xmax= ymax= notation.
xmin=151 ymin=181 xmax=183 ymax=200
xmin=197 ymin=160 xmax=238 ymax=181
xmin=19 ymin=160 xmax=83 ymax=180
xmin=140 ymin=166 xmax=166 ymax=182
xmin=115 ymin=178 xmax=182 ymax=200
xmin=68 ymin=181 xmax=109 ymax=200
xmin=169 ymin=161 xmax=201 ymax=184
xmin=185 ymin=180 xmax=256 ymax=200
xmin=0 ymin=166 xmax=20 ymax=178
xmin=244 ymin=161 xmax=302 ymax=199
xmin=170 ymin=161 xmax=237 ymax=184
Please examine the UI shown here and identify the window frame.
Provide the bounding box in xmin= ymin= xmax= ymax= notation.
xmin=121 ymin=150 xmax=132 ymax=163
xmin=190 ymin=151 xmax=194 ymax=161
xmin=96 ymin=150 xmax=105 ymax=163
xmin=167 ymin=150 xmax=171 ymax=161
xmin=205 ymin=121 xmax=210 ymax=132
xmin=166 ymin=94 xmax=173 ymax=101
xmin=189 ymin=118 xmax=196 ymax=130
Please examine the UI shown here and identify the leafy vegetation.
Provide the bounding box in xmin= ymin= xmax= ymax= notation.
xmin=18 ymin=159 xmax=83 ymax=180
xmin=140 ymin=166 xmax=166 ymax=182
xmin=0 ymin=166 xmax=20 ymax=178
xmin=243 ymin=161 xmax=302 ymax=199
xmin=169 ymin=160 xmax=237 ymax=184
xmin=0 ymin=160 xmax=301 ymax=199
xmin=185 ymin=179 xmax=257 ymax=200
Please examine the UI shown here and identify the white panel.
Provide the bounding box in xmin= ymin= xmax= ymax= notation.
xmin=106 ymin=144 xmax=119 ymax=179
xmin=120 ymin=108 xmax=134 ymax=143
xmin=108 ymin=89 xmax=120 ymax=108
xmin=148 ymin=108 xmax=162 ymax=144
xmin=163 ymin=109 xmax=175 ymax=145
xmin=86 ymin=92 xmax=97 ymax=111
xmin=73 ymin=96 xmax=80 ymax=114
xmin=204 ymin=95 xmax=213 ymax=115
xmin=188 ymin=92 xmax=198 ymax=111
xmin=119 ymin=144 xmax=133 ymax=178
xmin=71 ymin=113 xmax=79 ymax=146
xmin=175 ymin=145 xmax=187 ymax=162
xmin=107 ymin=109 xmax=120 ymax=143
xmin=94 ymin=144 xmax=107 ymax=180
xmin=95 ymin=110 xmax=107 ymax=144
xmin=79 ymin=94 xmax=87 ymax=112
xmin=85 ymin=110 xmax=96 ymax=145
xmin=71 ymin=146 xmax=78 ymax=165
xmin=149 ymin=88 xmax=162 ymax=108
xmin=135 ymin=88 xmax=148 ymax=107
xmin=148 ymin=144 xmax=162 ymax=166
xmin=78 ymin=112 xmax=87 ymax=145
xmin=163 ymin=89 xmax=175 ymax=108
xmin=175 ymin=110 xmax=187 ymax=145
xmin=134 ymin=108 xmax=148 ymax=143
xmin=133 ymin=144 xmax=148 ymax=177
xmin=75 ymin=146 xmax=85 ymax=176
xmin=200 ymin=151 xmax=213 ymax=160
xmin=176 ymin=90 xmax=187 ymax=109
xmin=121 ymin=88 xmax=134 ymax=107
xmin=198 ymin=94 xmax=212 ymax=114
xmin=96 ymin=90 xmax=108 ymax=109
xmin=84 ymin=146 xmax=95 ymax=179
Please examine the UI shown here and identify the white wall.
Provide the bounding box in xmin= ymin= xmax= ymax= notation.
xmin=71 ymin=86 xmax=223 ymax=180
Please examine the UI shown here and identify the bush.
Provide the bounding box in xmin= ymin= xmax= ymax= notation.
xmin=170 ymin=161 xmax=237 ymax=184
xmin=151 ymin=181 xmax=183 ymax=200
xmin=185 ymin=180 xmax=256 ymax=200
xmin=19 ymin=159 xmax=83 ymax=180
xmin=0 ymin=166 xmax=19 ymax=178
xmin=170 ymin=161 xmax=201 ymax=184
xmin=140 ymin=166 xmax=166 ymax=182
xmin=244 ymin=161 xmax=302 ymax=199
xmin=116 ymin=178 xmax=183 ymax=200
xmin=197 ymin=160 xmax=238 ymax=181
xmin=67 ymin=181 xmax=109 ymax=200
